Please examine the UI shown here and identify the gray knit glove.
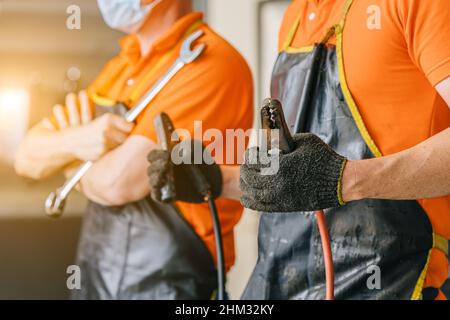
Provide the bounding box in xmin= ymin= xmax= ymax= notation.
xmin=148 ymin=140 xmax=222 ymax=204
xmin=240 ymin=133 xmax=347 ymax=212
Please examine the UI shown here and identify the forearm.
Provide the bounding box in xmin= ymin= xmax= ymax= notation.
xmin=80 ymin=136 xmax=155 ymax=206
xmin=221 ymin=165 xmax=242 ymax=201
xmin=15 ymin=123 xmax=78 ymax=179
xmin=342 ymin=127 xmax=450 ymax=202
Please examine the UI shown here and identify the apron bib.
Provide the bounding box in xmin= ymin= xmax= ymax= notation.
xmin=72 ymin=103 xmax=216 ymax=300
xmin=242 ymin=0 xmax=447 ymax=300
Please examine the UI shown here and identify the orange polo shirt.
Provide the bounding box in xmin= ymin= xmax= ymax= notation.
xmin=280 ymin=0 xmax=450 ymax=297
xmin=85 ymin=13 xmax=253 ymax=270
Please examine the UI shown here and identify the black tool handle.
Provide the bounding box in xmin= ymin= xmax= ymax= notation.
xmin=153 ymin=113 xmax=178 ymax=203
xmin=153 ymin=113 xmax=227 ymax=300
xmin=261 ymin=98 xmax=295 ymax=153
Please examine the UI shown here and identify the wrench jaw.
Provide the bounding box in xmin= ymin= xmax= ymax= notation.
xmin=185 ymin=44 xmax=206 ymax=64
xmin=180 ymin=30 xmax=206 ymax=64
xmin=45 ymin=190 xmax=66 ymax=218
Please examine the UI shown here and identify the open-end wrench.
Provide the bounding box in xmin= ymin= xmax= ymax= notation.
xmin=45 ymin=30 xmax=206 ymax=218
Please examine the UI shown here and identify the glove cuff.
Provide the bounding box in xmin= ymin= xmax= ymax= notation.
xmin=315 ymin=154 xmax=348 ymax=209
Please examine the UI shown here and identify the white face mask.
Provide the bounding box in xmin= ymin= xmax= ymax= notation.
xmin=97 ymin=0 xmax=163 ymax=34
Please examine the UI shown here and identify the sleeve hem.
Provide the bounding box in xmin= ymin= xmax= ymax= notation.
xmin=426 ymin=57 xmax=450 ymax=87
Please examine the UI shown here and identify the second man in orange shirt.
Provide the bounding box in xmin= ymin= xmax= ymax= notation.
xmin=15 ymin=0 xmax=253 ymax=299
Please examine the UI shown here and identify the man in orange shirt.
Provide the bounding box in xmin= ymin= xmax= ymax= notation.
xmin=15 ymin=0 xmax=253 ymax=299
xmin=188 ymin=0 xmax=449 ymax=299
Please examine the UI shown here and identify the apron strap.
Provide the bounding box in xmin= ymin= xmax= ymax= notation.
xmin=281 ymin=13 xmax=302 ymax=51
xmin=433 ymin=233 xmax=449 ymax=256
xmin=335 ymin=0 xmax=354 ymax=35
xmin=90 ymin=92 xmax=117 ymax=107
xmin=281 ymin=0 xmax=354 ymax=52
xmin=412 ymin=233 xmax=448 ymax=300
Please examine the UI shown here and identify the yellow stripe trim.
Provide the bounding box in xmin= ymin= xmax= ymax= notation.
xmin=282 ymin=13 xmax=302 ymax=51
xmin=335 ymin=0 xmax=383 ymax=158
xmin=434 ymin=233 xmax=449 ymax=256
xmin=337 ymin=159 xmax=348 ymax=206
xmin=411 ymin=250 xmax=432 ymax=300
xmin=284 ymin=46 xmax=315 ymax=54
xmin=281 ymin=8 xmax=337 ymax=54
xmin=90 ymin=92 xmax=117 ymax=107
xmin=410 ymin=233 xmax=448 ymax=300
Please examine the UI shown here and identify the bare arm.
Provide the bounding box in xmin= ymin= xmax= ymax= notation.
xmin=79 ymin=135 xmax=157 ymax=206
xmin=15 ymin=115 xmax=132 ymax=180
xmin=220 ymin=165 xmax=242 ymax=201
xmin=14 ymin=122 xmax=79 ymax=179
xmin=15 ymin=92 xmax=133 ymax=180
xmin=342 ymin=77 xmax=450 ymax=202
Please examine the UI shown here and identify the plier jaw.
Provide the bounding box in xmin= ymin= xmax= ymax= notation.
xmin=261 ymin=98 xmax=295 ymax=153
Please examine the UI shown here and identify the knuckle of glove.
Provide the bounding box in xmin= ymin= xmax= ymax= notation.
xmin=151 ymin=188 xmax=162 ymax=202
xmin=240 ymin=195 xmax=259 ymax=211
xmin=147 ymin=151 xmax=171 ymax=188
xmin=147 ymin=158 xmax=170 ymax=177
xmin=244 ymin=147 xmax=262 ymax=168
xmin=148 ymin=149 xmax=170 ymax=163
xmin=254 ymin=187 xmax=279 ymax=204
xmin=240 ymin=165 xmax=265 ymax=189
xmin=148 ymin=170 xmax=166 ymax=189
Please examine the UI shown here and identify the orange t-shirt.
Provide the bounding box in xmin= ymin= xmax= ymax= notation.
xmin=280 ymin=0 xmax=450 ymax=296
xmin=85 ymin=13 xmax=254 ymax=270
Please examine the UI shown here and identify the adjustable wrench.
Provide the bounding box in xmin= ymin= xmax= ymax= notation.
xmin=45 ymin=30 xmax=206 ymax=218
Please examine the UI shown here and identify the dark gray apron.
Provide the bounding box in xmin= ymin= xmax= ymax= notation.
xmin=72 ymin=103 xmax=216 ymax=300
xmin=241 ymin=9 xmax=441 ymax=300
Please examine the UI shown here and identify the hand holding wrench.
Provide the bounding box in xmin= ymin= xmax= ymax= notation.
xmin=45 ymin=30 xmax=206 ymax=218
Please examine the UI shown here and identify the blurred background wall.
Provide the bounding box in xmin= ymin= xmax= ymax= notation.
xmin=0 ymin=0 xmax=289 ymax=299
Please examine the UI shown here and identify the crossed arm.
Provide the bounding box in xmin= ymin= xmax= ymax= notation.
xmin=79 ymin=136 xmax=156 ymax=206
xmin=15 ymin=91 xmax=156 ymax=207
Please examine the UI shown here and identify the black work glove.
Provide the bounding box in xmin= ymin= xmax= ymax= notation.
xmin=148 ymin=140 xmax=222 ymax=204
xmin=240 ymin=133 xmax=348 ymax=212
